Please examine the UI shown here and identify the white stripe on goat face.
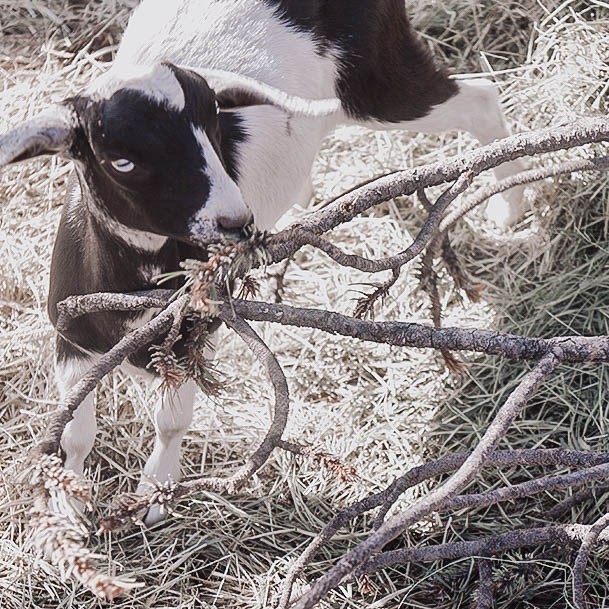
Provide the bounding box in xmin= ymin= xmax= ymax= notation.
xmin=88 ymin=63 xmax=186 ymax=111
xmin=189 ymin=126 xmax=251 ymax=242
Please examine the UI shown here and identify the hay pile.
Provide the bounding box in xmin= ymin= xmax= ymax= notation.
xmin=1 ymin=1 xmax=609 ymax=607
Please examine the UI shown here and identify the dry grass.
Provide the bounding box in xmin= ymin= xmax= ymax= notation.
xmin=1 ymin=1 xmax=609 ymax=607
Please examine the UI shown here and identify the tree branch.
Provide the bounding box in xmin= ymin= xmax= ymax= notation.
xmin=439 ymin=155 xmax=609 ymax=233
xmin=291 ymin=352 xmax=560 ymax=609
xmin=277 ymin=449 xmax=609 ymax=609
xmin=219 ymin=299 xmax=609 ymax=364
xmin=573 ymin=512 xmax=609 ymax=609
xmin=257 ymin=118 xmax=609 ymax=267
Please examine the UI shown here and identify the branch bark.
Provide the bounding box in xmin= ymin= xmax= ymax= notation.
xmin=219 ymin=300 xmax=609 ymax=364
xmin=25 ymin=115 xmax=609 ymax=607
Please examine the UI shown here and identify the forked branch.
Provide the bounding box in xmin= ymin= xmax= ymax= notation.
xmin=26 ymin=115 xmax=609 ymax=607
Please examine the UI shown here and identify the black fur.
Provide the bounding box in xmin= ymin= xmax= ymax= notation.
xmin=265 ymin=0 xmax=458 ymax=122
xmin=50 ymin=73 xmax=247 ymax=367
xmin=68 ymin=89 xmax=210 ymax=239
xmin=49 ymin=175 xmax=182 ymax=365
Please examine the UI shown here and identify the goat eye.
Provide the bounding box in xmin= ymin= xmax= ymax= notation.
xmin=110 ymin=158 xmax=135 ymax=173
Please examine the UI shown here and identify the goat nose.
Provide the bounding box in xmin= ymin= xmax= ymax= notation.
xmin=217 ymin=211 xmax=252 ymax=231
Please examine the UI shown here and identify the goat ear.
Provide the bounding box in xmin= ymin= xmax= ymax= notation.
xmin=215 ymin=87 xmax=272 ymax=112
xmin=181 ymin=66 xmax=342 ymax=118
xmin=0 ymin=105 xmax=74 ymax=167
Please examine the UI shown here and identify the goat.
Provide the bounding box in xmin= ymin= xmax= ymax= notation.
xmin=0 ymin=0 xmax=524 ymax=524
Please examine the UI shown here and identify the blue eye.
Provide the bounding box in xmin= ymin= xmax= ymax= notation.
xmin=110 ymin=158 xmax=135 ymax=173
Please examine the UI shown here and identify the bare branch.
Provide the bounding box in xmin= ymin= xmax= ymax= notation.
xmin=440 ymin=155 xmax=609 ymax=233
xmin=358 ymin=526 xmax=580 ymax=574
xmin=477 ymin=559 xmax=494 ymax=609
xmin=291 ymin=352 xmax=559 ymax=609
xmin=282 ymin=172 xmax=472 ymax=274
xmin=55 ymin=290 xmax=174 ymax=334
xmin=573 ymin=512 xmax=609 ymax=609
xmin=209 ymin=310 xmax=290 ymax=487
xmin=23 ymin=116 xmax=609 ymax=606
xmin=258 ymin=118 xmax=609 ymax=267
xmin=547 ymin=483 xmax=609 ymax=520
xmin=278 ymin=449 xmax=609 ymax=607
xmin=220 ymin=299 xmax=609 ymax=364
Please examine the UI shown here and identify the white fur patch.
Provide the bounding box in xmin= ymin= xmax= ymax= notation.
xmin=85 ymin=193 xmax=168 ymax=252
xmin=55 ymin=356 xmax=98 ymax=477
xmin=115 ymin=0 xmax=338 ymax=100
xmin=55 ymin=355 xmax=96 ymax=397
xmin=232 ymin=105 xmax=331 ymax=230
xmin=88 ymin=63 xmax=185 ymax=111
xmin=189 ymin=126 xmax=250 ymax=241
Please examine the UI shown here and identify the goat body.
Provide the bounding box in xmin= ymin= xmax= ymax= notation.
xmin=0 ymin=0 xmax=524 ymax=524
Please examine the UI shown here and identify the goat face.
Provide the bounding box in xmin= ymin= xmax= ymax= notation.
xmin=2 ymin=63 xmax=253 ymax=247
xmin=75 ymin=63 xmax=252 ymax=246
xmin=0 ymin=62 xmax=342 ymax=246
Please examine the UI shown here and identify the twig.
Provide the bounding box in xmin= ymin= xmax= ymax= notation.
xmin=546 ymin=483 xmax=609 ymax=520
xmin=211 ymin=311 xmax=290 ymax=487
xmin=357 ymin=525 xmax=586 ymax=574
xmin=278 ymin=449 xmax=609 ymax=607
xmin=573 ymin=512 xmax=609 ymax=609
xmin=270 ymin=257 xmax=293 ymax=303
xmin=418 ymin=239 xmax=464 ymax=373
xmin=441 ymin=236 xmax=481 ymax=302
xmin=55 ymin=290 xmax=174 ymax=334
xmin=439 ymin=155 xmax=609 ymax=233
xmin=282 ymin=173 xmax=473 ymax=274
xmin=448 ymin=462 xmax=609 ymax=513
xmin=477 ymin=559 xmax=494 ymax=609
xmin=353 ymin=268 xmax=400 ymax=319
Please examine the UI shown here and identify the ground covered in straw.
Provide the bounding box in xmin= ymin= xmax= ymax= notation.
xmin=1 ymin=1 xmax=609 ymax=608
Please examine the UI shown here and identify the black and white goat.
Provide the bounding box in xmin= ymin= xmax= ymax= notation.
xmin=0 ymin=0 xmax=524 ymax=524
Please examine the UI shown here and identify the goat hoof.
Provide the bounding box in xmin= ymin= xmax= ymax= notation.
xmin=485 ymin=186 xmax=527 ymax=229
xmin=136 ymin=479 xmax=170 ymax=527
xmin=141 ymin=504 xmax=167 ymax=527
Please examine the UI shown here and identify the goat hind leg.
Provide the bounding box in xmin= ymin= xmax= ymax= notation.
xmin=377 ymin=78 xmax=527 ymax=228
